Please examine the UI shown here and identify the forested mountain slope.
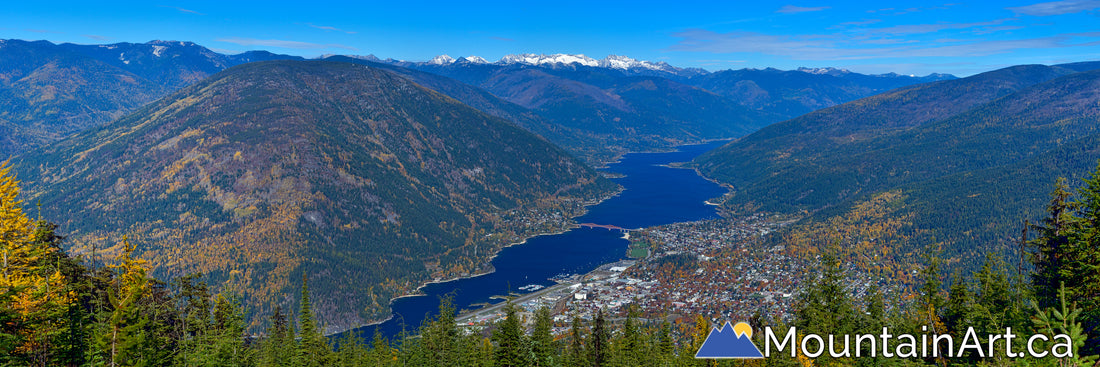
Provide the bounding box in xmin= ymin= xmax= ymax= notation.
xmin=405 ymin=61 xmax=776 ymax=161
xmin=14 ymin=60 xmax=615 ymax=332
xmin=0 ymin=39 xmax=299 ymax=156
xmin=696 ymin=64 xmax=1100 ymax=273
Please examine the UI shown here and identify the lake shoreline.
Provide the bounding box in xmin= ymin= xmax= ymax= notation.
xmin=353 ymin=188 xmax=625 ymax=332
xmin=347 ymin=140 xmax=729 ymax=338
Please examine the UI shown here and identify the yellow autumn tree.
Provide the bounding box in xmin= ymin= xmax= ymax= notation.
xmin=0 ymin=160 xmax=33 ymax=281
xmin=0 ymin=160 xmax=74 ymax=364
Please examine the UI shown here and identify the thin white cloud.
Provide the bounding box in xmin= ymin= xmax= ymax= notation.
xmin=835 ymin=19 xmax=882 ymax=27
xmin=868 ymin=4 xmax=957 ymax=15
xmin=668 ymin=29 xmax=1100 ymax=60
xmin=305 ymin=23 xmax=356 ymax=34
xmin=776 ymin=5 xmax=829 ymax=13
xmin=902 ymin=37 xmax=1099 ymax=57
xmin=83 ymin=34 xmax=111 ymax=41
xmin=860 ymin=38 xmax=920 ymax=45
xmin=209 ymin=48 xmax=244 ymax=55
xmin=669 ymin=30 xmax=836 ymax=58
xmin=217 ymin=37 xmax=357 ymax=51
xmin=159 ymin=5 xmax=205 ymax=15
xmin=868 ymin=19 xmax=1014 ymax=35
xmin=934 ymin=38 xmax=982 ymax=43
xmin=1008 ymin=0 xmax=1100 ymax=16
xmin=973 ymin=25 xmax=1026 ymax=35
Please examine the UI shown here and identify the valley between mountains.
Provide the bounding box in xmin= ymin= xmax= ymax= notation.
xmin=6 ymin=39 xmax=1100 ymax=336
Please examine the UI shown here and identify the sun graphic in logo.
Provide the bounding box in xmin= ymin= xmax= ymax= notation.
xmin=733 ymin=322 xmax=753 ymax=338
xmin=695 ymin=321 xmax=765 ymax=359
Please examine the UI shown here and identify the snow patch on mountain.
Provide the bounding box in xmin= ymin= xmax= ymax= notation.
xmin=495 ymin=53 xmax=681 ymax=73
xmin=152 ymin=45 xmax=167 ymax=57
xmin=599 ymin=55 xmax=678 ymax=72
xmin=499 ymin=53 xmax=600 ymax=67
xmin=458 ymin=56 xmax=488 ymax=64
xmin=148 ymin=40 xmax=194 ymax=48
xmin=429 ymin=54 xmax=456 ymax=65
xmin=797 ymin=67 xmax=851 ymax=76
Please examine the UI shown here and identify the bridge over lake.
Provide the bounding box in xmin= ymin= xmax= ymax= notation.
xmin=578 ymin=223 xmax=637 ymax=232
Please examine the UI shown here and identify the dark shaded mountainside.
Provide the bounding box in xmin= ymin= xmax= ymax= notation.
xmin=406 ymin=61 xmax=774 ymax=162
xmin=15 ymin=60 xmax=616 ymax=332
xmin=0 ymin=39 xmax=300 ymax=157
xmin=695 ymin=62 xmax=1100 ymax=273
xmin=322 ymin=56 xmax=588 ymax=156
xmin=684 ymin=67 xmax=953 ymax=119
xmin=398 ymin=59 xmax=952 ymax=162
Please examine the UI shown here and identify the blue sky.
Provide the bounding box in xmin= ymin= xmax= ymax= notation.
xmin=3 ymin=0 xmax=1099 ymax=76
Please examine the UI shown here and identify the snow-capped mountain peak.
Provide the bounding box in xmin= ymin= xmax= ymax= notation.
xmin=494 ymin=53 xmax=681 ymax=73
xmin=598 ymin=55 xmax=677 ymax=72
xmin=148 ymin=40 xmax=196 ymax=48
xmin=457 ymin=56 xmax=488 ymax=64
xmin=498 ymin=53 xmax=600 ymax=67
xmin=797 ymin=67 xmax=852 ymax=76
xmin=428 ymin=54 xmax=456 ymax=65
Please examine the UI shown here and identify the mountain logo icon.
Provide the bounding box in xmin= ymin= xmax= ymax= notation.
xmin=694 ymin=321 xmax=765 ymax=359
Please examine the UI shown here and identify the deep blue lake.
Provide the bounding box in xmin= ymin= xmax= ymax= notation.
xmin=349 ymin=140 xmax=729 ymax=340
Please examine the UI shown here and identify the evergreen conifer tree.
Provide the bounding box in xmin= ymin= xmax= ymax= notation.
xmin=588 ymin=308 xmax=609 ymax=367
xmin=530 ymin=306 xmax=555 ymax=367
xmin=1030 ymin=177 xmax=1077 ymax=307
xmin=492 ymin=302 xmax=527 ymax=367
xmin=566 ymin=316 xmax=587 ymax=367
xmin=297 ymin=274 xmax=329 ymax=367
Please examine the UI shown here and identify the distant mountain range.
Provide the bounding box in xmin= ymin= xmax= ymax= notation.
xmin=2 ymin=39 xmax=957 ymax=162
xmin=685 ymin=67 xmax=955 ymax=118
xmin=695 ymin=61 xmax=1100 ymax=270
xmin=0 ymin=39 xmax=300 ymax=157
xmin=386 ymin=52 xmax=951 ymax=82
xmin=340 ymin=53 xmax=707 ymax=78
xmin=399 ymin=57 xmax=773 ymax=161
xmin=15 ymin=60 xmax=615 ymax=332
xmin=370 ymin=53 xmax=953 ymax=161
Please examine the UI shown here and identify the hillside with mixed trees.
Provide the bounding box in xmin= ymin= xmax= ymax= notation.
xmin=2 ymin=161 xmax=1098 ymax=366
xmin=0 ymin=39 xmax=300 ymax=157
xmin=11 ymin=60 xmax=616 ymax=333
xmin=695 ymin=63 xmax=1100 ymax=274
xmin=683 ymin=67 xmax=954 ymax=118
xmin=404 ymin=60 xmax=776 ymax=162
xmin=321 ymin=56 xmax=596 ymax=159
xmin=390 ymin=57 xmax=951 ymax=163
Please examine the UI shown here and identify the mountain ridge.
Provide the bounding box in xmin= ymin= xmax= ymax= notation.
xmin=694 ymin=63 xmax=1100 ymax=275
xmin=3 ymin=37 xmax=956 ymax=163
xmin=15 ymin=59 xmax=616 ymax=333
xmin=0 ymin=39 xmax=301 ymax=157
xmin=387 ymin=52 xmax=952 ymax=80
